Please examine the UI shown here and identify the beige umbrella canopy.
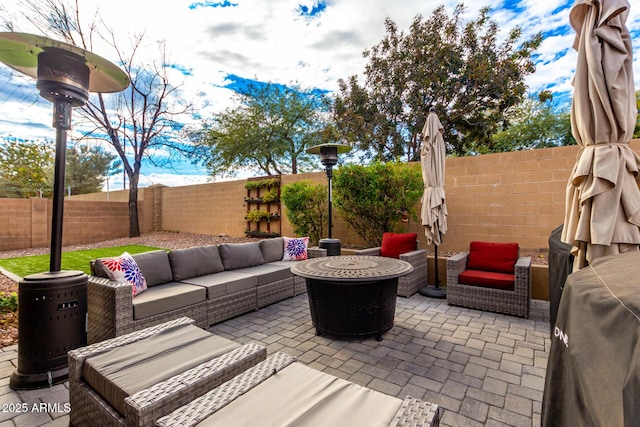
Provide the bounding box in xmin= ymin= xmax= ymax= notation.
xmin=562 ymin=0 xmax=640 ymax=269
xmin=421 ymin=108 xmax=448 ymax=246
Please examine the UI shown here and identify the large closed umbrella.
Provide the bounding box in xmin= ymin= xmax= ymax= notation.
xmin=561 ymin=0 xmax=640 ymax=270
xmin=419 ymin=108 xmax=447 ymax=297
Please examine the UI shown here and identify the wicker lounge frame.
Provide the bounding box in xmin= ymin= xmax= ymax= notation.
xmin=353 ymin=247 xmax=427 ymax=297
xmin=156 ymin=352 xmax=441 ymax=427
xmin=446 ymin=252 xmax=532 ymax=318
xmin=68 ymin=317 xmax=267 ymax=427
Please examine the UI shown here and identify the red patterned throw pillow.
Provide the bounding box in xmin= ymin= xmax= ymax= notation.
xmin=282 ymin=236 xmax=309 ymax=261
xmin=101 ymin=252 xmax=148 ymax=297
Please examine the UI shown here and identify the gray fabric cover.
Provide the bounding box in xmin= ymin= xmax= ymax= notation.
xmin=131 ymin=250 xmax=174 ymax=287
xmin=82 ymin=323 xmax=239 ymax=416
xmin=169 ymin=245 xmax=224 ymax=281
xmin=180 ymin=271 xmax=258 ymax=299
xmin=260 ymin=237 xmax=284 ymax=263
xmin=542 ymin=252 xmax=640 ymax=426
xmin=196 ymin=361 xmax=402 ymax=427
xmin=219 ymin=242 xmax=264 ymax=270
xmin=132 ymin=282 xmax=205 ymax=319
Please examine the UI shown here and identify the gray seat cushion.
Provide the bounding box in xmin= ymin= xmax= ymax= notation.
xmin=82 ymin=323 xmax=240 ymax=416
xmin=169 ymin=245 xmax=224 ymax=281
xmin=260 ymin=238 xmax=284 ymax=263
xmin=180 ymin=271 xmax=257 ymax=299
xmin=219 ymin=242 xmax=264 ymax=270
xmin=195 ymin=361 xmax=402 ymax=427
xmin=238 ymin=263 xmax=293 ymax=286
xmin=132 ymin=282 xmax=206 ymax=319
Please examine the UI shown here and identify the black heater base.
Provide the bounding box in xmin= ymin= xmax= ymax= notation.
xmin=419 ymin=285 xmax=447 ymax=299
xmin=9 ymin=366 xmax=68 ymax=390
xmin=10 ymin=270 xmax=87 ymax=390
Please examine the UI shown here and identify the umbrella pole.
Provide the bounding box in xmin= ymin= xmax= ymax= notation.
xmin=419 ymin=242 xmax=446 ymax=299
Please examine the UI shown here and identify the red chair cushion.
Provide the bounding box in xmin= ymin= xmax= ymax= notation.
xmin=458 ymin=270 xmax=515 ymax=290
xmin=466 ymin=241 xmax=519 ymax=274
xmin=380 ymin=232 xmax=418 ymax=259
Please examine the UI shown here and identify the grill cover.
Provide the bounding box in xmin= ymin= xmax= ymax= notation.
xmin=542 ymin=252 xmax=640 ymax=426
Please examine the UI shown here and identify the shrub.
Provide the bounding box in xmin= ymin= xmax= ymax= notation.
xmin=245 ymin=210 xmax=272 ymax=223
xmin=262 ymin=188 xmax=279 ymax=203
xmin=333 ymin=162 xmax=422 ymax=247
xmin=0 ymin=293 xmax=17 ymax=313
xmin=244 ymin=178 xmax=280 ymax=190
xmin=281 ymin=180 xmax=327 ymax=246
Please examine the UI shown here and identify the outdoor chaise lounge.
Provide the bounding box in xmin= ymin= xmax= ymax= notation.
xmin=446 ymin=241 xmax=531 ymax=318
xmin=156 ymin=352 xmax=441 ymax=427
xmin=354 ymin=232 xmax=428 ymax=297
xmin=68 ymin=317 xmax=266 ymax=427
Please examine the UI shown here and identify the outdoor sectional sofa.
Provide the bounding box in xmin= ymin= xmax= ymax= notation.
xmin=87 ymin=237 xmax=326 ymax=344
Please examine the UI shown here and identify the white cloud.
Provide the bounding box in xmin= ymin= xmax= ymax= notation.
xmin=1 ymin=0 xmax=639 ymax=188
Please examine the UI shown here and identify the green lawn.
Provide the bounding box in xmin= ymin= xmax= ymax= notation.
xmin=0 ymin=245 xmax=163 ymax=278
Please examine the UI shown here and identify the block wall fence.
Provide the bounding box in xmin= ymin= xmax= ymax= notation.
xmin=2 ymin=140 xmax=639 ymax=254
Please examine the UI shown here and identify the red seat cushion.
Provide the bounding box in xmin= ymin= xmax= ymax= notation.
xmin=380 ymin=232 xmax=418 ymax=259
xmin=466 ymin=241 xmax=519 ymax=274
xmin=458 ymin=270 xmax=515 ymax=290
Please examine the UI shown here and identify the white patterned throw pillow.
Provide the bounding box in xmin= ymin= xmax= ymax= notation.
xmin=101 ymin=252 xmax=148 ymax=297
xmin=282 ymin=236 xmax=309 ymax=261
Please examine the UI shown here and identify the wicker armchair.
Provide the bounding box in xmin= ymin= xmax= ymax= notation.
xmin=446 ymin=241 xmax=531 ymax=318
xmin=354 ymin=232 xmax=427 ymax=297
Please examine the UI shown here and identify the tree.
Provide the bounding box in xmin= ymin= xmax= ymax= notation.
xmin=61 ymin=145 xmax=118 ymax=195
xmin=333 ymin=3 xmax=542 ymax=159
xmin=333 ymin=162 xmax=422 ymax=247
xmin=281 ymin=180 xmax=327 ymax=246
xmin=491 ymin=93 xmax=574 ymax=151
xmin=5 ymin=0 xmax=195 ymax=237
xmin=0 ymin=139 xmax=53 ymax=198
xmin=194 ymin=82 xmax=332 ymax=178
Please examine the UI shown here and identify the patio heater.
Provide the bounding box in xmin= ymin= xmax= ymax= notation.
xmin=306 ymin=143 xmax=351 ymax=256
xmin=0 ymin=32 xmax=129 ymax=389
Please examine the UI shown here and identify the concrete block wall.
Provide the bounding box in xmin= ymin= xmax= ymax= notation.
xmin=3 ymin=140 xmax=640 ymax=256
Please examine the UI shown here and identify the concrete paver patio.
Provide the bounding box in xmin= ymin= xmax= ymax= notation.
xmin=0 ymin=293 xmax=550 ymax=426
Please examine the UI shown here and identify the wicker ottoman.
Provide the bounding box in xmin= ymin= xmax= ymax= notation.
xmin=68 ymin=317 xmax=266 ymax=427
xmin=156 ymin=352 xmax=441 ymax=427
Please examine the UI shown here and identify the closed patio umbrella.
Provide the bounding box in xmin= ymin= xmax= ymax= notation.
xmin=419 ymin=107 xmax=447 ymax=298
xmin=561 ymin=0 xmax=640 ymax=269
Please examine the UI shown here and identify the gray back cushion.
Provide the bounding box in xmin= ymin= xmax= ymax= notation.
xmin=91 ymin=250 xmax=173 ymax=287
xmin=131 ymin=250 xmax=174 ymax=287
xmin=169 ymin=246 xmax=224 ymax=281
xmin=219 ymin=242 xmax=264 ymax=270
xmin=260 ymin=237 xmax=284 ymax=263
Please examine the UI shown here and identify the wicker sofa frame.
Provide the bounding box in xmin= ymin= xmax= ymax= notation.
xmin=87 ymin=245 xmax=326 ymax=344
xmin=354 ymin=247 xmax=427 ymax=297
xmin=68 ymin=317 xmax=267 ymax=427
xmin=156 ymin=352 xmax=441 ymax=427
xmin=446 ymin=252 xmax=532 ymax=318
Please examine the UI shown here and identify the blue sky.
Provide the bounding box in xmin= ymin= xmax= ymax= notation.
xmin=0 ymin=0 xmax=639 ymax=190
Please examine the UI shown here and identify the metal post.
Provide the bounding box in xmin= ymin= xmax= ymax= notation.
xmin=49 ymin=99 xmax=73 ymax=273
xmin=326 ymin=165 xmax=333 ymax=239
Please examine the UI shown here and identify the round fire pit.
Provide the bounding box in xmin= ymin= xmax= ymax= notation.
xmin=291 ymin=256 xmax=413 ymax=341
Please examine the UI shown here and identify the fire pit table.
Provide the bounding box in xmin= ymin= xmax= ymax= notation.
xmin=291 ymin=256 xmax=413 ymax=341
